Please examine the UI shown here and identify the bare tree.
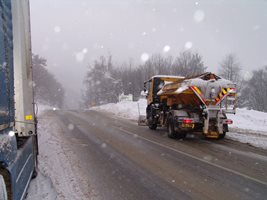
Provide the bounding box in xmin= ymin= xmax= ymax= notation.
xmin=242 ymin=66 xmax=267 ymax=112
xmin=83 ymin=51 xmax=207 ymax=105
xmin=219 ymin=54 xmax=241 ymax=84
xmin=172 ymin=50 xmax=206 ymax=77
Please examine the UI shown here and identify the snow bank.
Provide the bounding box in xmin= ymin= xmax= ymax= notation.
xmin=90 ymin=100 xmax=267 ymax=149
xmin=90 ymin=99 xmax=147 ymax=121
xmin=226 ymin=108 xmax=267 ymax=149
xmin=26 ymin=172 xmax=57 ymax=200
xmin=230 ymin=108 xmax=267 ymax=132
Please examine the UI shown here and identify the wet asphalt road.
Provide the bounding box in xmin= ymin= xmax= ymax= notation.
xmin=49 ymin=110 xmax=267 ymax=200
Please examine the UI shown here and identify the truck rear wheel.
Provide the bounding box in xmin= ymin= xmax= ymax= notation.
xmin=167 ymin=116 xmax=177 ymax=139
xmin=149 ymin=123 xmax=157 ymax=130
xmin=0 ymin=175 xmax=7 ymax=200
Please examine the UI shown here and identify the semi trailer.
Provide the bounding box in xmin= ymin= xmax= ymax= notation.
xmin=0 ymin=0 xmax=38 ymax=199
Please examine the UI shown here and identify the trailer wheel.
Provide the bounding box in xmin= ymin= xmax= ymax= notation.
xmin=0 ymin=175 xmax=7 ymax=200
xmin=167 ymin=116 xmax=177 ymax=139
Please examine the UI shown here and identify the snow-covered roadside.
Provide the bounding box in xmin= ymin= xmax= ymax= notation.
xmin=226 ymin=108 xmax=267 ymax=149
xmin=26 ymin=105 xmax=57 ymax=200
xmin=26 ymin=105 xmax=87 ymax=200
xmin=25 ymin=172 xmax=57 ymax=200
xmin=90 ymin=100 xmax=267 ymax=150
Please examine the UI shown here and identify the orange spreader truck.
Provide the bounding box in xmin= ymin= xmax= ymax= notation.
xmin=144 ymin=73 xmax=236 ymax=139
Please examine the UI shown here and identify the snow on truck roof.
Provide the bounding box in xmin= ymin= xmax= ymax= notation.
xmin=157 ymin=72 xmax=235 ymax=96
xmin=152 ymin=75 xmax=185 ymax=79
xmin=150 ymin=73 xmax=223 ymax=80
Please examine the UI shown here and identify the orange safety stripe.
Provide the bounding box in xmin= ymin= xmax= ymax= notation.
xmin=191 ymin=86 xmax=207 ymax=105
xmin=215 ymin=87 xmax=232 ymax=105
xmin=193 ymin=86 xmax=202 ymax=94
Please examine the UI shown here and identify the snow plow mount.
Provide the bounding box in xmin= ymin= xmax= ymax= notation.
xmin=202 ymin=107 xmax=228 ymax=139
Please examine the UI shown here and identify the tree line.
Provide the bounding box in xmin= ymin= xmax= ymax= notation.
xmin=32 ymin=54 xmax=65 ymax=108
xmin=82 ymin=51 xmax=206 ymax=106
xmin=82 ymin=51 xmax=267 ymax=112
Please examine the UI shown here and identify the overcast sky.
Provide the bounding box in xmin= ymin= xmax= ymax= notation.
xmin=30 ymin=0 xmax=267 ymax=108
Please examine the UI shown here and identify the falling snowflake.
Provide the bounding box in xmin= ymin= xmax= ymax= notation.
xmin=142 ymin=32 xmax=147 ymax=36
xmin=68 ymin=124 xmax=74 ymax=131
xmin=29 ymin=80 xmax=36 ymax=87
xmin=8 ymin=131 xmax=15 ymax=137
xmin=194 ymin=10 xmax=205 ymax=23
xmin=141 ymin=53 xmax=149 ymax=62
xmin=75 ymin=48 xmax=88 ymax=62
xmin=253 ymin=24 xmax=260 ymax=31
xmin=163 ymin=45 xmax=171 ymax=52
xmin=54 ymin=26 xmax=61 ymax=33
xmin=75 ymin=52 xmax=85 ymax=62
xmin=185 ymin=41 xmax=193 ymax=49
xmin=83 ymin=48 xmax=88 ymax=54
xmin=101 ymin=143 xmax=107 ymax=148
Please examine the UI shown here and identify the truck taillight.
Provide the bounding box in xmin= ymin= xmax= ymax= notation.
xmin=183 ymin=119 xmax=193 ymax=124
xmin=225 ymin=119 xmax=233 ymax=124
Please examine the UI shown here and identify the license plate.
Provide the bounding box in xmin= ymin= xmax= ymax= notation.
xmin=181 ymin=123 xmax=195 ymax=128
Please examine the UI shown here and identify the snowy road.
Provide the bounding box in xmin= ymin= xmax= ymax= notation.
xmin=35 ymin=110 xmax=267 ymax=200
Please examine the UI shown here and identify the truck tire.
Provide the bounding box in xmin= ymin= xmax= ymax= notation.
xmin=0 ymin=175 xmax=7 ymax=200
xmin=147 ymin=106 xmax=157 ymax=130
xmin=167 ymin=116 xmax=177 ymax=139
xmin=149 ymin=123 xmax=157 ymax=130
xmin=148 ymin=115 xmax=157 ymax=130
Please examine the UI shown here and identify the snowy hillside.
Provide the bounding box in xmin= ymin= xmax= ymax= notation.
xmin=91 ymin=100 xmax=267 ymax=149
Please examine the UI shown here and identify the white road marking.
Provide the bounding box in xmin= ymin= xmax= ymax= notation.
xmin=116 ymin=126 xmax=267 ymax=187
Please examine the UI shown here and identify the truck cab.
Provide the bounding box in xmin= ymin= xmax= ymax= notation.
xmin=144 ymin=75 xmax=184 ymax=130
